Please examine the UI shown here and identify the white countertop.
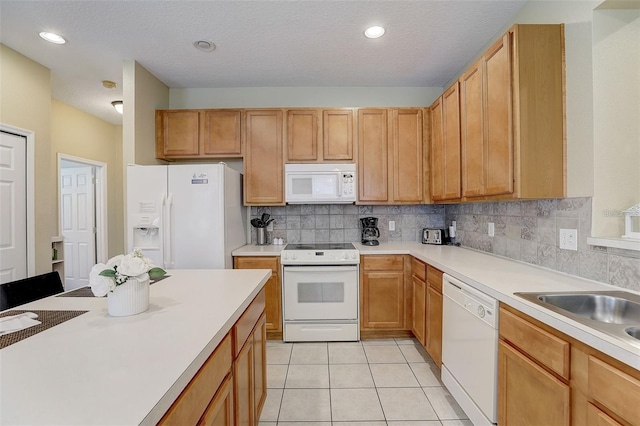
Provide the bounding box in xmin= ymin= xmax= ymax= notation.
xmin=0 ymin=269 xmax=271 ymax=426
xmin=355 ymin=242 xmax=640 ymax=369
xmin=233 ymin=244 xmax=286 ymax=256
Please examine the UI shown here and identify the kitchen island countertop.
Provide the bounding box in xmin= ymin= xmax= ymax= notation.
xmin=0 ymin=269 xmax=271 ymax=426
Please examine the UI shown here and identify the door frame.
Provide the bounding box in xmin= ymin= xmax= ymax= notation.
xmin=57 ymin=154 xmax=108 ymax=264
xmin=0 ymin=124 xmax=35 ymax=277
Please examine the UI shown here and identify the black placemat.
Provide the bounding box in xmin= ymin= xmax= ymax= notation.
xmin=57 ymin=275 xmax=171 ymax=298
xmin=0 ymin=310 xmax=88 ymax=349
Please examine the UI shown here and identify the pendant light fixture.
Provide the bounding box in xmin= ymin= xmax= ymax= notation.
xmin=111 ymin=101 xmax=123 ymax=114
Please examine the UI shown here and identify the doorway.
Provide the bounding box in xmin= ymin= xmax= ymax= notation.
xmin=0 ymin=125 xmax=35 ymax=283
xmin=58 ymin=154 xmax=107 ymax=291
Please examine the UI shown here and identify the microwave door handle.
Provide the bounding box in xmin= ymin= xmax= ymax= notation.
xmin=338 ymin=175 xmax=343 ymax=197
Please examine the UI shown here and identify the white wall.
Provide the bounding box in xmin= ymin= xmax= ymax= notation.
xmin=592 ymin=8 xmax=640 ymax=237
xmin=170 ymin=86 xmax=442 ymax=109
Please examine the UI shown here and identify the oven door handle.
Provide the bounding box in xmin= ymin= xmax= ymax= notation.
xmin=283 ymin=266 xmax=358 ymax=273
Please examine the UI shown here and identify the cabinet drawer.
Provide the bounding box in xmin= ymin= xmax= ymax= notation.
xmin=234 ymin=257 xmax=279 ymax=273
xmin=588 ymin=356 xmax=640 ymax=425
xmin=159 ymin=334 xmax=233 ymax=425
xmin=362 ymin=255 xmax=404 ymax=271
xmin=499 ymin=307 xmax=569 ymax=379
xmin=233 ymin=289 xmax=266 ymax=357
xmin=426 ymin=265 xmax=443 ymax=293
xmin=411 ymin=257 xmax=426 ymax=281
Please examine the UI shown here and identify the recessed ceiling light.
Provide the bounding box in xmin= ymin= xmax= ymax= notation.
xmin=39 ymin=32 xmax=66 ymax=44
xmin=364 ymin=26 xmax=385 ymax=39
xmin=102 ymin=80 xmax=117 ymax=89
xmin=193 ymin=40 xmax=216 ymax=52
xmin=111 ymin=101 xmax=123 ymax=114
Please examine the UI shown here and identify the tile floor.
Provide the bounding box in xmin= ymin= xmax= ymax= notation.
xmin=260 ymin=338 xmax=473 ymax=426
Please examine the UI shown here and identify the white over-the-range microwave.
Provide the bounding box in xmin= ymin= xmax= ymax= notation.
xmin=285 ymin=163 xmax=356 ymax=204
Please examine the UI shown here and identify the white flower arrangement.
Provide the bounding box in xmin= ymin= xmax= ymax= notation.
xmin=90 ymin=248 xmax=166 ymax=297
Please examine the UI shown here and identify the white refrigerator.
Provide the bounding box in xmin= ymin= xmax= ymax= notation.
xmin=126 ymin=163 xmax=247 ymax=269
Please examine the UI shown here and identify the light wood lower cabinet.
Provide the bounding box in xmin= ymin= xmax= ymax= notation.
xmin=199 ymin=374 xmax=234 ymax=426
xmin=159 ymin=289 xmax=266 ymax=426
xmin=501 ymin=304 xmax=640 ymax=426
xmin=499 ymin=339 xmax=570 ymax=426
xmin=233 ymin=257 xmax=282 ymax=338
xmin=360 ymin=255 xmax=411 ymax=334
xmin=411 ymin=257 xmax=427 ymax=346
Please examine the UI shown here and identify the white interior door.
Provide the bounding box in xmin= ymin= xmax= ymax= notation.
xmin=61 ymin=166 xmax=95 ymax=290
xmin=0 ymin=131 xmax=27 ymax=283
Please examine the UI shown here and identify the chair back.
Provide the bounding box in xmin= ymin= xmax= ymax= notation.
xmin=0 ymin=272 xmax=64 ymax=311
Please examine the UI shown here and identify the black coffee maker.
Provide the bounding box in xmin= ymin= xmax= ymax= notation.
xmin=360 ymin=217 xmax=380 ymax=246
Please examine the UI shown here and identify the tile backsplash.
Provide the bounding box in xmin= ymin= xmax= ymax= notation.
xmin=445 ymin=197 xmax=640 ymax=291
xmin=250 ymin=198 xmax=639 ymax=291
xmin=250 ymin=204 xmax=445 ymax=245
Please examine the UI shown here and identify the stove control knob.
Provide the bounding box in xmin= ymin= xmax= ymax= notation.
xmin=291 ymin=253 xmax=297 ymax=260
xmin=350 ymin=252 xmax=357 ymax=260
xmin=282 ymin=252 xmax=288 ymax=260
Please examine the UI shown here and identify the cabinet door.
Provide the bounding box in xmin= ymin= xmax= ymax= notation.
xmin=483 ymin=32 xmax=514 ymax=196
xmin=234 ymin=338 xmax=254 ymax=426
xmin=253 ymin=314 xmax=267 ymax=422
xmin=361 ymin=271 xmax=405 ymax=329
xmin=286 ymin=109 xmax=319 ymax=161
xmin=425 ymin=286 xmax=442 ymax=366
xmin=441 ymin=84 xmax=461 ymax=200
xmin=244 ymin=110 xmax=284 ymax=205
xmin=498 ymin=340 xmax=570 ymax=426
xmin=202 ymin=110 xmax=242 ymax=157
xmin=411 ymin=275 xmax=426 ymax=346
xmin=156 ymin=110 xmax=200 ymax=158
xmin=357 ymin=109 xmax=389 ymax=203
xmin=587 ymin=404 xmax=623 ymax=426
xmin=234 ymin=257 xmax=281 ymax=333
xmin=323 ymin=109 xmax=354 ymax=160
xmin=460 ymin=61 xmax=485 ymax=197
xmin=199 ymin=373 xmax=234 ymax=426
xmin=430 ymin=97 xmax=445 ymax=201
xmin=391 ymin=109 xmax=423 ymax=203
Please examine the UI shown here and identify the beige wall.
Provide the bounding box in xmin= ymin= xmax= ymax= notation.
xmin=592 ymin=8 xmax=640 ymax=237
xmin=122 ymin=60 xmax=169 ymax=166
xmin=51 ymin=100 xmax=124 ymax=257
xmin=170 ymin=86 xmax=443 ymax=109
xmin=0 ymin=44 xmax=55 ymax=274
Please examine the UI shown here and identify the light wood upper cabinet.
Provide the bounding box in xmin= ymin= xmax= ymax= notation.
xmin=156 ymin=110 xmax=201 ymax=158
xmin=244 ymin=110 xmax=284 ymax=205
xmin=358 ymin=108 xmax=424 ymax=204
xmin=286 ymin=109 xmax=319 ymax=161
xmin=391 ymin=109 xmax=424 ymax=203
xmin=284 ymin=108 xmax=354 ymax=162
xmin=156 ymin=110 xmax=243 ymax=160
xmin=202 ymin=110 xmax=243 ymax=157
xmin=357 ymin=109 xmax=389 ymax=203
xmin=323 ymin=109 xmax=354 ymax=161
xmin=459 ymin=24 xmax=565 ymax=200
xmin=431 ymin=83 xmax=462 ymax=201
xmin=460 ymin=61 xmax=485 ymax=197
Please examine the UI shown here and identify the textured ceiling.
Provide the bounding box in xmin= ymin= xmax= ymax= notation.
xmin=0 ymin=0 xmax=528 ymax=125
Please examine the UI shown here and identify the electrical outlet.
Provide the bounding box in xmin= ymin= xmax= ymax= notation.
xmin=559 ymin=228 xmax=578 ymax=251
xmin=389 ymin=220 xmax=395 ymax=231
xmin=488 ymin=222 xmax=495 ymax=237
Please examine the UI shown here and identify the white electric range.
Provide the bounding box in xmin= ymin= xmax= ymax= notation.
xmin=280 ymin=243 xmax=360 ymax=342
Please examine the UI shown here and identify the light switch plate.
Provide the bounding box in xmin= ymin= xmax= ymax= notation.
xmin=488 ymin=222 xmax=495 ymax=237
xmin=389 ymin=221 xmax=395 ymax=231
xmin=559 ymin=228 xmax=578 ymax=250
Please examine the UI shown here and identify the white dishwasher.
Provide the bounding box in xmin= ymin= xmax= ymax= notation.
xmin=441 ymin=273 xmax=499 ymax=426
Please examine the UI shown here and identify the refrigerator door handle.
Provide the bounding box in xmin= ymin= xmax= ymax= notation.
xmin=160 ymin=193 xmax=168 ymax=268
xmin=166 ymin=193 xmax=174 ymax=269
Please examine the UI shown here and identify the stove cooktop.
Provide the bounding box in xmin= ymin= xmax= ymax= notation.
xmin=283 ymin=243 xmax=355 ymax=251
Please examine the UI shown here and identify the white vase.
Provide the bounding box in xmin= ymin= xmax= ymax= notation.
xmin=107 ymin=276 xmax=150 ymax=317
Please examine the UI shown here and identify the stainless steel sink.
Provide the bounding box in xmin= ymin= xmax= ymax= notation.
xmin=515 ymin=291 xmax=640 ymax=348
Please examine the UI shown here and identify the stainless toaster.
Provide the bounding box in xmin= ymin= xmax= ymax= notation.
xmin=422 ymin=228 xmax=450 ymax=245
